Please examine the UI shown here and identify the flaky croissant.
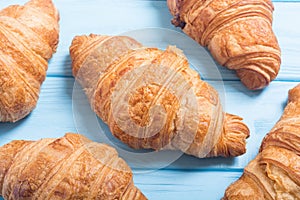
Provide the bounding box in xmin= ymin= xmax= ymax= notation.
xmin=70 ymin=34 xmax=250 ymax=158
xmin=0 ymin=133 xmax=146 ymax=200
xmin=0 ymin=0 xmax=59 ymax=122
xmin=223 ymin=84 xmax=300 ymax=200
xmin=167 ymin=0 xmax=281 ymax=90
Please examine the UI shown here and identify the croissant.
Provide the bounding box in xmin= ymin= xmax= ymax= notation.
xmin=0 ymin=0 xmax=59 ymax=122
xmin=223 ymin=84 xmax=300 ymax=199
xmin=167 ymin=0 xmax=281 ymax=90
xmin=0 ymin=133 xmax=146 ymax=200
xmin=69 ymin=34 xmax=250 ymax=158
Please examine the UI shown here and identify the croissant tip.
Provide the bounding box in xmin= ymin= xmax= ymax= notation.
xmin=288 ymin=83 xmax=300 ymax=103
xmin=122 ymin=183 xmax=148 ymax=200
xmin=167 ymin=0 xmax=187 ymax=28
xmin=206 ymin=114 xmax=249 ymax=158
xmin=223 ymin=114 xmax=250 ymax=157
xmin=26 ymin=0 xmax=60 ymax=21
xmin=0 ymin=101 xmax=37 ymax=123
xmin=167 ymin=0 xmax=177 ymax=16
xmin=236 ymin=68 xmax=270 ymax=90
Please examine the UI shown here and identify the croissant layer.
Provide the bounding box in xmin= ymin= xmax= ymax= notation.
xmin=0 ymin=0 xmax=59 ymax=122
xmin=70 ymin=34 xmax=249 ymax=158
xmin=167 ymin=0 xmax=281 ymax=90
xmin=0 ymin=133 xmax=146 ymax=200
xmin=223 ymin=84 xmax=300 ymax=199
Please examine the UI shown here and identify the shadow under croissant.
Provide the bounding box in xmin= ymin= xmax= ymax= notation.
xmin=96 ymin=114 xmax=238 ymax=169
xmin=0 ymin=113 xmax=31 ymax=135
xmin=226 ymin=81 xmax=264 ymax=98
xmin=107 ymin=117 xmax=243 ymax=168
xmin=62 ymin=54 xmax=76 ymax=99
xmin=148 ymin=1 xmax=176 ymax=31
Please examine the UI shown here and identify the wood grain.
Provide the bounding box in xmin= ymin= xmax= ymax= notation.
xmin=2 ymin=1 xmax=299 ymax=81
xmin=0 ymin=0 xmax=299 ymax=199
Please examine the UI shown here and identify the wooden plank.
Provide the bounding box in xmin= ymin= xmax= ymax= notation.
xmin=50 ymin=1 xmax=300 ymax=82
xmin=0 ymin=1 xmax=299 ymax=200
xmin=1 ymin=77 xmax=298 ymax=170
xmin=1 ymin=1 xmax=299 ymax=81
xmin=0 ymin=168 xmax=242 ymax=200
xmin=133 ymin=169 xmax=242 ymax=200
xmin=0 ymin=77 xmax=77 ymax=144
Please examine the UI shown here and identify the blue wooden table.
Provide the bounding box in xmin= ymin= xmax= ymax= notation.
xmin=0 ymin=0 xmax=299 ymax=199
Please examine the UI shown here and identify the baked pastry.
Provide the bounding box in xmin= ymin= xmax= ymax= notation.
xmin=167 ymin=0 xmax=281 ymax=90
xmin=223 ymin=84 xmax=300 ymax=199
xmin=0 ymin=133 xmax=146 ymax=200
xmin=70 ymin=34 xmax=250 ymax=158
xmin=0 ymin=0 xmax=59 ymax=122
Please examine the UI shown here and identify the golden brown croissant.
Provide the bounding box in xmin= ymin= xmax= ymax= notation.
xmin=167 ymin=0 xmax=281 ymax=90
xmin=0 ymin=0 xmax=59 ymax=122
xmin=0 ymin=133 xmax=146 ymax=200
xmin=223 ymin=84 xmax=300 ymax=200
xmin=70 ymin=34 xmax=250 ymax=158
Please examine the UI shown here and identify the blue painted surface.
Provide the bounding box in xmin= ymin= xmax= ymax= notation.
xmin=0 ymin=0 xmax=299 ymax=199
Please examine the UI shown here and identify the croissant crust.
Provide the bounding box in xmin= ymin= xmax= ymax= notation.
xmin=0 ymin=133 xmax=146 ymax=200
xmin=223 ymin=84 xmax=300 ymax=200
xmin=70 ymin=34 xmax=250 ymax=158
xmin=0 ymin=0 xmax=59 ymax=122
xmin=167 ymin=0 xmax=281 ymax=90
